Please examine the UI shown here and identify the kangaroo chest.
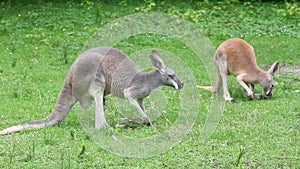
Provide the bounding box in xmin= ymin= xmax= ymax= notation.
xmin=101 ymin=56 xmax=140 ymax=98
xmin=111 ymin=58 xmax=140 ymax=98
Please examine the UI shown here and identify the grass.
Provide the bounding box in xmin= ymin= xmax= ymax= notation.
xmin=0 ymin=0 xmax=299 ymax=168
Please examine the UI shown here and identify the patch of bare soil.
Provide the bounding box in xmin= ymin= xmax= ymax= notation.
xmin=278 ymin=63 xmax=300 ymax=77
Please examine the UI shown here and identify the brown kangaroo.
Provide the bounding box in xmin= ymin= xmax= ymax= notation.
xmin=197 ymin=38 xmax=279 ymax=102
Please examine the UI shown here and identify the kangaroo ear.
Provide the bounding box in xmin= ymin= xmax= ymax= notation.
xmin=268 ymin=61 xmax=279 ymax=77
xmin=150 ymin=50 xmax=166 ymax=72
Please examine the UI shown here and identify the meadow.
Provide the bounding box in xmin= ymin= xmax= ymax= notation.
xmin=0 ymin=0 xmax=299 ymax=168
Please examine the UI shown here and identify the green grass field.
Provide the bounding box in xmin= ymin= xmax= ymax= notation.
xmin=0 ymin=0 xmax=299 ymax=168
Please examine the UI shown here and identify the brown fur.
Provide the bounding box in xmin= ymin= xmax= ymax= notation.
xmin=198 ymin=38 xmax=279 ymax=102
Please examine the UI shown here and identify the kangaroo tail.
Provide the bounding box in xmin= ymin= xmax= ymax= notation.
xmin=196 ymin=85 xmax=216 ymax=92
xmin=0 ymin=81 xmax=76 ymax=136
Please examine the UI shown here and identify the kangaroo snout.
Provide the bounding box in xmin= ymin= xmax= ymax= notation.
xmin=177 ymin=81 xmax=184 ymax=89
xmin=169 ymin=76 xmax=184 ymax=90
xmin=264 ymin=85 xmax=274 ymax=98
xmin=266 ymin=91 xmax=272 ymax=97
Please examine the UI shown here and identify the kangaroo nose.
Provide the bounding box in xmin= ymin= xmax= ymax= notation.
xmin=179 ymin=82 xmax=184 ymax=89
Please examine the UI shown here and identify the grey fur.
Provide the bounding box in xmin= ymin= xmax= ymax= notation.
xmin=0 ymin=47 xmax=183 ymax=135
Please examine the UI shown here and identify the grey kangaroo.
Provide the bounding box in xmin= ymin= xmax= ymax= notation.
xmin=197 ymin=38 xmax=279 ymax=102
xmin=0 ymin=47 xmax=183 ymax=135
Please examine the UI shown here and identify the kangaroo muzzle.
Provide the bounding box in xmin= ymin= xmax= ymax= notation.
xmin=169 ymin=79 xmax=184 ymax=90
xmin=265 ymin=89 xmax=273 ymax=97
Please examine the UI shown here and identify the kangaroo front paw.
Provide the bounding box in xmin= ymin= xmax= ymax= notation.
xmin=254 ymin=94 xmax=267 ymax=99
xmin=116 ymin=124 xmax=138 ymax=130
xmin=118 ymin=117 xmax=138 ymax=123
xmin=143 ymin=118 xmax=152 ymax=126
xmin=246 ymin=92 xmax=254 ymax=100
xmin=243 ymin=91 xmax=254 ymax=100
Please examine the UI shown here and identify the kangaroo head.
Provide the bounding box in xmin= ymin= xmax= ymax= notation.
xmin=262 ymin=61 xmax=279 ymax=97
xmin=150 ymin=50 xmax=184 ymax=90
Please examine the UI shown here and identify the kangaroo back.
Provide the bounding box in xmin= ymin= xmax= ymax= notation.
xmin=215 ymin=38 xmax=262 ymax=77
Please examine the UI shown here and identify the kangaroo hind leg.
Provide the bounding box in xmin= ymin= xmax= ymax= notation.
xmin=214 ymin=66 xmax=222 ymax=93
xmin=216 ymin=57 xmax=234 ymax=102
xmin=90 ymin=79 xmax=108 ymax=129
